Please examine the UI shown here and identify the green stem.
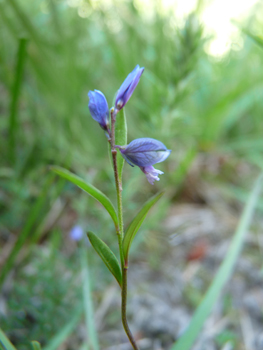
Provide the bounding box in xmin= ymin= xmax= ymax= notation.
xmin=122 ymin=266 xmax=140 ymax=350
xmin=110 ymin=108 xmax=124 ymax=269
xmin=110 ymin=108 xmax=139 ymax=350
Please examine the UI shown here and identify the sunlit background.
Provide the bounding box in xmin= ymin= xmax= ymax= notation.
xmin=68 ymin=0 xmax=260 ymax=55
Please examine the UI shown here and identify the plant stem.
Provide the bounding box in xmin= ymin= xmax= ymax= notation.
xmin=122 ymin=266 xmax=140 ymax=350
xmin=110 ymin=108 xmax=124 ymax=269
xmin=110 ymin=108 xmax=139 ymax=350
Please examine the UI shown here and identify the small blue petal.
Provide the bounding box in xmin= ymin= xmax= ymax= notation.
xmin=119 ymin=138 xmax=171 ymax=167
xmin=115 ymin=65 xmax=144 ymax=111
xmin=141 ymin=166 xmax=164 ymax=185
xmin=88 ymin=90 xmax=109 ymax=130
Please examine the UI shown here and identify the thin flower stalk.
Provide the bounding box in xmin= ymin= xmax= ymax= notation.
xmin=87 ymin=65 xmax=171 ymax=350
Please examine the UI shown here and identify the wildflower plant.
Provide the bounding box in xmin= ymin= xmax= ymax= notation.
xmin=51 ymin=65 xmax=171 ymax=349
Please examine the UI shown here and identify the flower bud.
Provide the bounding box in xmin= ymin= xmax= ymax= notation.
xmin=118 ymin=138 xmax=171 ymax=184
xmin=119 ymin=138 xmax=171 ymax=167
xmin=88 ymin=90 xmax=109 ymax=131
xmin=115 ymin=65 xmax=144 ymax=111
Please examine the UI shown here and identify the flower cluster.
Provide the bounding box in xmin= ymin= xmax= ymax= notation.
xmin=88 ymin=65 xmax=171 ymax=184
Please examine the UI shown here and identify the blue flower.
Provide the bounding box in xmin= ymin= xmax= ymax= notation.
xmin=117 ymin=138 xmax=171 ymax=184
xmin=69 ymin=225 xmax=84 ymax=241
xmin=88 ymin=90 xmax=109 ymax=132
xmin=115 ymin=65 xmax=144 ymax=111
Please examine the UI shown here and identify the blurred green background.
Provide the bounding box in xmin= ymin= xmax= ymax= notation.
xmin=1 ymin=0 xmax=263 ymax=349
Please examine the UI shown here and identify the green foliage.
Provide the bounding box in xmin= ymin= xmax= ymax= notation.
xmin=0 ymin=328 xmax=17 ymax=350
xmin=51 ymin=166 xmax=118 ymax=228
xmin=123 ymin=192 xmax=164 ymax=262
xmin=233 ymin=20 xmax=263 ymax=49
xmin=215 ymin=330 xmax=238 ymax=348
xmin=80 ymin=243 xmax=100 ymax=350
xmin=1 ymin=0 xmax=263 ymax=233
xmin=0 ymin=174 xmax=57 ymax=288
xmin=1 ymin=0 xmax=263 ymax=348
xmin=115 ymin=108 xmax=127 ymax=181
xmin=42 ymin=305 xmax=82 ymax=350
xmin=88 ymin=232 xmax=122 ymax=287
xmin=31 ymin=341 xmax=42 ymax=350
xmin=0 ymin=246 xmax=80 ymax=350
xmin=8 ymin=37 xmax=28 ymax=164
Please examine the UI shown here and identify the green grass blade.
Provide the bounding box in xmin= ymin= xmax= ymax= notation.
xmin=171 ymin=173 xmax=263 ymax=350
xmin=51 ymin=167 xmax=118 ymax=228
xmin=232 ymin=20 xmax=263 ymax=49
xmin=87 ymin=232 xmax=122 ymax=287
xmin=8 ymin=37 xmax=28 ymax=163
xmin=42 ymin=304 xmax=82 ymax=350
xmin=31 ymin=341 xmax=42 ymax=350
xmin=115 ymin=108 xmax=127 ymax=180
xmin=0 ymin=328 xmax=17 ymax=350
xmin=0 ymin=173 xmax=55 ymax=288
xmin=80 ymin=242 xmax=100 ymax=350
xmin=6 ymin=0 xmax=44 ymax=50
xmin=123 ymin=192 xmax=164 ymax=262
xmin=48 ymin=0 xmax=63 ymax=41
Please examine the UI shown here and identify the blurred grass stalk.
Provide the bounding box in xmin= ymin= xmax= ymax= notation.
xmin=80 ymin=242 xmax=100 ymax=350
xmin=42 ymin=305 xmax=83 ymax=350
xmin=171 ymin=173 xmax=263 ymax=350
xmin=0 ymin=328 xmax=17 ymax=350
xmin=8 ymin=37 xmax=28 ymax=164
xmin=0 ymin=174 xmax=55 ymax=288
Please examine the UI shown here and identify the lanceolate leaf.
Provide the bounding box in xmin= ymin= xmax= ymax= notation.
xmin=123 ymin=192 xmax=164 ymax=262
xmin=87 ymin=232 xmax=122 ymax=287
xmin=115 ymin=108 xmax=127 ymax=180
xmin=51 ymin=167 xmax=118 ymax=228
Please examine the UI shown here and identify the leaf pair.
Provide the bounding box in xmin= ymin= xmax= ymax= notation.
xmin=51 ymin=166 xmax=163 ymax=287
xmin=87 ymin=192 xmax=164 ymax=286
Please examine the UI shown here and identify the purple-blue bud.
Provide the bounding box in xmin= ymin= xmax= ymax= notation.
xmin=118 ymin=138 xmax=171 ymax=185
xmin=119 ymin=138 xmax=171 ymax=167
xmin=88 ymin=90 xmax=109 ymax=131
xmin=69 ymin=225 xmax=84 ymax=241
xmin=115 ymin=65 xmax=144 ymax=111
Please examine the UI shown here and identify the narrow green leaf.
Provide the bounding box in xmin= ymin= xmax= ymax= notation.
xmin=80 ymin=242 xmax=100 ymax=350
xmin=242 ymin=29 xmax=263 ymax=49
xmin=174 ymin=148 xmax=196 ymax=187
xmin=0 ymin=328 xmax=17 ymax=350
xmin=31 ymin=341 xmax=42 ymax=350
xmin=87 ymin=232 xmax=122 ymax=287
xmin=115 ymin=108 xmax=127 ymax=180
xmin=9 ymin=37 xmax=28 ymax=163
xmin=51 ymin=166 xmax=118 ymax=228
xmin=6 ymin=0 xmax=45 ymax=52
xmin=123 ymin=192 xmax=164 ymax=262
xmin=171 ymin=173 xmax=263 ymax=350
